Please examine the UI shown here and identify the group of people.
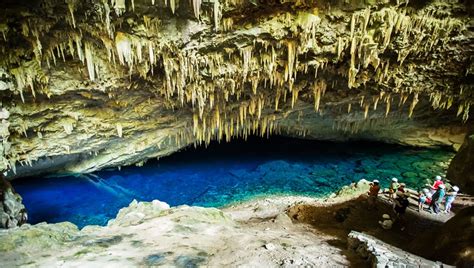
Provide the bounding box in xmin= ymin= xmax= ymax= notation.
xmin=366 ymin=175 xmax=461 ymax=231
xmin=418 ymin=175 xmax=460 ymax=215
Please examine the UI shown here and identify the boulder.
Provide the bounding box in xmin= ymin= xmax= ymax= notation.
xmin=347 ymin=231 xmax=451 ymax=268
xmin=0 ymin=177 xmax=27 ymax=228
xmin=447 ymin=133 xmax=474 ymax=195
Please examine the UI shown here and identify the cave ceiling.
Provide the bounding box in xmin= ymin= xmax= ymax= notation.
xmin=0 ymin=0 xmax=472 ymax=177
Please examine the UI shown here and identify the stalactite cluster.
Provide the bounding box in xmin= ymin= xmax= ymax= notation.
xmin=0 ymin=0 xmax=472 ymax=175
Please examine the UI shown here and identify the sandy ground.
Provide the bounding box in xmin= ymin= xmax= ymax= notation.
xmin=0 ymin=181 xmax=469 ymax=267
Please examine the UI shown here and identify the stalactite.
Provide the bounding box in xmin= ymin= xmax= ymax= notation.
xmin=117 ymin=123 xmax=123 ymax=137
xmin=170 ymin=0 xmax=176 ymax=14
xmin=350 ymin=14 xmax=356 ymax=39
xmin=66 ymin=0 xmax=77 ymax=28
xmin=336 ymin=37 xmax=344 ymax=60
xmin=214 ymin=0 xmax=221 ymax=31
xmin=285 ymin=41 xmax=296 ymax=82
xmin=462 ymin=103 xmax=470 ymax=122
xmin=240 ymin=46 xmax=252 ymax=81
xmin=373 ymin=96 xmax=379 ymax=110
xmin=364 ymin=104 xmax=369 ymax=119
xmin=456 ymin=103 xmax=463 ymax=117
xmin=115 ymin=32 xmax=132 ymax=66
xmin=192 ymin=0 xmax=202 ymax=19
xmin=408 ymin=93 xmax=418 ymax=118
xmin=291 ymin=88 xmax=299 ymax=109
xmin=385 ymin=97 xmax=391 ymax=117
xmin=103 ymin=1 xmax=112 ymax=37
xmin=113 ymin=0 xmax=126 ymax=15
xmin=222 ymin=18 xmax=233 ymax=32
xmin=84 ymin=43 xmax=96 ymax=81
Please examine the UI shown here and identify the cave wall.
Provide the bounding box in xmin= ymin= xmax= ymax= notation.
xmin=447 ymin=130 xmax=474 ymax=195
xmin=0 ymin=0 xmax=472 ymax=178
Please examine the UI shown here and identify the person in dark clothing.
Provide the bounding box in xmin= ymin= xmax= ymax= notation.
xmin=394 ymin=192 xmax=410 ymax=216
xmin=429 ymin=184 xmax=446 ymax=214
xmin=393 ymin=192 xmax=410 ymax=231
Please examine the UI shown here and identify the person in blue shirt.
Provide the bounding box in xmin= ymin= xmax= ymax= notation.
xmin=444 ymin=186 xmax=459 ymax=213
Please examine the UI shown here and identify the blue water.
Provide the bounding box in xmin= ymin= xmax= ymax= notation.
xmin=13 ymin=137 xmax=454 ymax=228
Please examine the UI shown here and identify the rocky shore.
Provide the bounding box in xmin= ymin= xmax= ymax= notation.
xmin=1 ymin=180 xmax=470 ymax=267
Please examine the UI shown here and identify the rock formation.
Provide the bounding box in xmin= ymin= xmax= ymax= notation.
xmin=0 ymin=176 xmax=27 ymax=228
xmin=0 ymin=198 xmax=355 ymax=267
xmin=409 ymin=206 xmax=474 ymax=267
xmin=348 ymin=231 xmax=450 ymax=267
xmin=447 ymin=131 xmax=474 ymax=195
xmin=0 ymin=0 xmax=472 ymax=178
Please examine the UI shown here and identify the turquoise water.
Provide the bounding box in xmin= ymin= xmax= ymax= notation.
xmin=13 ymin=137 xmax=454 ymax=228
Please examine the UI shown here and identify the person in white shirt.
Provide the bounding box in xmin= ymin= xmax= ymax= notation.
xmin=444 ymin=186 xmax=459 ymax=213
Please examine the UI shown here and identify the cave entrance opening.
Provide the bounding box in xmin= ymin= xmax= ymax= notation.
xmin=12 ymin=136 xmax=454 ymax=228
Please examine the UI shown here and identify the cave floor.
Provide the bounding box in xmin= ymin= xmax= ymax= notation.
xmin=287 ymin=189 xmax=473 ymax=266
xmin=1 ymin=182 xmax=470 ymax=267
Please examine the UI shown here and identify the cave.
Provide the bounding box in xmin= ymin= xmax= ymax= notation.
xmin=12 ymin=137 xmax=454 ymax=227
xmin=0 ymin=0 xmax=473 ymax=267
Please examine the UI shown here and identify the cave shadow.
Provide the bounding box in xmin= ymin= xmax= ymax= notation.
xmin=288 ymin=195 xmax=452 ymax=265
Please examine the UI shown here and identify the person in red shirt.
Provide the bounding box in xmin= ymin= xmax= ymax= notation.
xmin=430 ymin=175 xmax=444 ymax=195
xmin=367 ymin=180 xmax=380 ymax=209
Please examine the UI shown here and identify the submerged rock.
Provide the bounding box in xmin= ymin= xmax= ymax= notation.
xmin=0 ymin=177 xmax=27 ymax=229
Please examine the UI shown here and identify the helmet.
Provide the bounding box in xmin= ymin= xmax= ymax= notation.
xmin=382 ymin=214 xmax=390 ymax=219
xmin=453 ymin=186 xmax=459 ymax=192
xmin=373 ymin=180 xmax=379 ymax=184
xmin=400 ymin=183 xmax=406 ymax=187
xmin=435 ymin=175 xmax=442 ymax=181
xmin=392 ymin=178 xmax=398 ymax=182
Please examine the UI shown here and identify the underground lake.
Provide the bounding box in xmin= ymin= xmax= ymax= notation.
xmin=12 ymin=137 xmax=455 ymax=228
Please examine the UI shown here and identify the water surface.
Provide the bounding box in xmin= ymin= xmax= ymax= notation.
xmin=13 ymin=137 xmax=454 ymax=228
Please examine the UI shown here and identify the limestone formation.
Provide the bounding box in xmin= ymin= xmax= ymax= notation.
xmin=409 ymin=206 xmax=474 ymax=267
xmin=0 ymin=198 xmax=352 ymax=267
xmin=0 ymin=0 xmax=472 ymax=178
xmin=0 ymin=177 xmax=27 ymax=228
xmin=347 ymin=231 xmax=452 ymax=268
xmin=447 ymin=132 xmax=474 ymax=195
